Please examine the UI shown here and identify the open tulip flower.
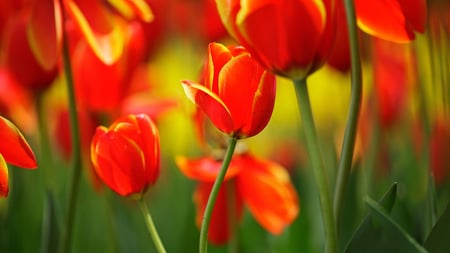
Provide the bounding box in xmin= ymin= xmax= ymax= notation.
xmin=176 ymin=151 xmax=299 ymax=244
xmin=182 ymin=42 xmax=276 ymax=139
xmin=0 ymin=116 xmax=37 ymax=197
xmin=215 ymin=0 xmax=336 ymax=80
xmin=90 ymin=113 xmax=160 ymax=198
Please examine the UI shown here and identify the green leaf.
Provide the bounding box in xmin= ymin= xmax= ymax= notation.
xmin=424 ymin=201 xmax=450 ymax=253
xmin=344 ymin=183 xmax=401 ymax=253
xmin=364 ymin=197 xmax=428 ymax=253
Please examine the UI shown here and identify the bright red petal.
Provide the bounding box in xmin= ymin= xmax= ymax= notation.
xmin=355 ymin=0 xmax=416 ymax=42
xmin=175 ymin=156 xmax=241 ymax=182
xmin=236 ymin=155 xmax=299 ymax=234
xmin=218 ymin=54 xmax=275 ymax=137
xmin=0 ymin=116 xmax=37 ymax=169
xmin=182 ymin=80 xmax=234 ymax=134
xmin=397 ymin=0 xmax=427 ymax=33
xmin=92 ymin=125 xmax=147 ymax=196
xmin=64 ymin=0 xmax=126 ymax=64
xmin=133 ymin=114 xmax=160 ymax=185
xmin=236 ymin=0 xmax=325 ymax=77
xmin=27 ymin=0 xmax=62 ymax=71
xmin=207 ymin=42 xmax=233 ymax=93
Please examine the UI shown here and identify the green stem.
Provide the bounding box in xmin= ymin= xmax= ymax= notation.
xmin=333 ymin=0 xmax=363 ymax=230
xmin=293 ymin=80 xmax=337 ymax=253
xmin=226 ymin=180 xmax=238 ymax=253
xmin=137 ymin=198 xmax=167 ymax=253
xmin=59 ymin=2 xmax=83 ymax=252
xmin=199 ymin=137 xmax=238 ymax=253
xmin=36 ymin=96 xmax=59 ymax=253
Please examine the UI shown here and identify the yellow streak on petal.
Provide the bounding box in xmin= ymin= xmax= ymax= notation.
xmin=181 ymin=80 xmax=233 ymax=117
xmin=66 ymin=0 xmax=125 ymax=65
xmin=0 ymin=155 xmax=9 ymax=197
xmin=357 ymin=20 xmax=412 ymax=44
xmin=107 ymin=0 xmax=154 ymax=22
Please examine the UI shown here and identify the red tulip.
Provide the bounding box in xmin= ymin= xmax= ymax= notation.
xmin=355 ymin=0 xmax=426 ymax=43
xmin=430 ymin=118 xmax=450 ymax=186
xmin=3 ymin=12 xmax=58 ymax=92
xmin=182 ymin=42 xmax=276 ymax=139
xmin=0 ymin=116 xmax=38 ymax=197
xmin=72 ymin=21 xmax=147 ymax=113
xmin=176 ymin=152 xmax=299 ymax=244
xmin=90 ymin=114 xmax=160 ymax=197
xmin=373 ymin=38 xmax=414 ymax=128
xmin=215 ymin=0 xmax=336 ymax=80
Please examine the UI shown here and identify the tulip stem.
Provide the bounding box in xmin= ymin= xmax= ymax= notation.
xmin=59 ymin=2 xmax=83 ymax=252
xmin=137 ymin=198 xmax=167 ymax=253
xmin=36 ymin=95 xmax=59 ymax=253
xmin=333 ymin=0 xmax=363 ymax=232
xmin=199 ymin=137 xmax=238 ymax=253
xmin=293 ymin=79 xmax=337 ymax=253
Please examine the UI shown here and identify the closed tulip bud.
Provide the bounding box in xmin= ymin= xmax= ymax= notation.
xmin=90 ymin=114 xmax=160 ymax=198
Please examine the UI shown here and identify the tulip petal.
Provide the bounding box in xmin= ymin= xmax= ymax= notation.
xmin=397 ymin=0 xmax=426 ymax=33
xmin=107 ymin=0 xmax=154 ymax=22
xmin=27 ymin=0 xmax=62 ymax=71
xmin=0 ymin=155 xmax=9 ymax=197
xmin=218 ymin=54 xmax=275 ymax=138
xmin=175 ymin=156 xmax=241 ymax=182
xmin=237 ymin=155 xmax=299 ymax=234
xmin=64 ymin=0 xmax=126 ymax=64
xmin=193 ymin=181 xmax=243 ymax=245
xmin=182 ymin=80 xmax=234 ymax=134
xmin=207 ymin=43 xmax=233 ymax=92
xmin=236 ymin=0 xmax=326 ymax=77
xmin=355 ymin=0 xmax=420 ymax=43
xmin=0 ymin=116 xmax=37 ymax=169
xmin=92 ymin=126 xmax=147 ymax=196
xmin=133 ymin=114 xmax=160 ymax=185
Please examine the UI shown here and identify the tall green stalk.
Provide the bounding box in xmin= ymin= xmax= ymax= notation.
xmin=36 ymin=95 xmax=59 ymax=253
xmin=333 ymin=0 xmax=363 ymax=229
xmin=59 ymin=3 xmax=83 ymax=252
xmin=137 ymin=198 xmax=167 ymax=253
xmin=199 ymin=137 xmax=238 ymax=253
xmin=294 ymin=80 xmax=337 ymax=253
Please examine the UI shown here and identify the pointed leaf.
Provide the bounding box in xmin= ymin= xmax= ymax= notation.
xmin=363 ymin=197 xmax=428 ymax=253
xmin=344 ymin=183 xmax=398 ymax=252
xmin=424 ymin=201 xmax=450 ymax=253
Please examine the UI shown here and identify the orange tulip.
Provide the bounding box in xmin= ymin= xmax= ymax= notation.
xmin=182 ymin=42 xmax=276 ymax=139
xmin=0 ymin=116 xmax=37 ymax=197
xmin=90 ymin=114 xmax=160 ymax=197
xmin=215 ymin=0 xmax=336 ymax=80
xmin=176 ymin=152 xmax=299 ymax=244
xmin=355 ymin=0 xmax=426 ymax=43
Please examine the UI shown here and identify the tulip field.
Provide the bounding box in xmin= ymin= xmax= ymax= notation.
xmin=0 ymin=1 xmax=449 ymax=253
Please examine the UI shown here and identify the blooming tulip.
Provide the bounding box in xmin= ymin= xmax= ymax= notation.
xmin=90 ymin=114 xmax=160 ymax=197
xmin=182 ymin=42 xmax=276 ymax=139
xmin=176 ymin=152 xmax=299 ymax=244
xmin=355 ymin=0 xmax=427 ymax=43
xmin=215 ymin=0 xmax=336 ymax=80
xmin=0 ymin=116 xmax=37 ymax=197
